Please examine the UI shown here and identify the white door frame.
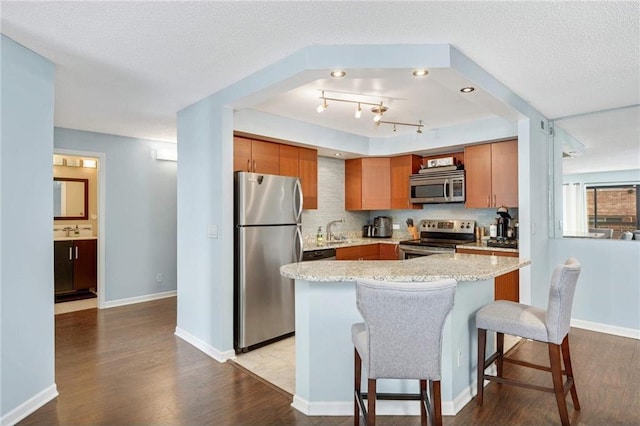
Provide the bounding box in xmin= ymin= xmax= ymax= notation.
xmin=54 ymin=148 xmax=107 ymax=309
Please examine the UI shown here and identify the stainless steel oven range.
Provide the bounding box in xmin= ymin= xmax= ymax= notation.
xmin=398 ymin=219 xmax=476 ymax=259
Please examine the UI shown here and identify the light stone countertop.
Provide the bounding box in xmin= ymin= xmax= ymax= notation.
xmin=281 ymin=252 xmax=530 ymax=282
xmin=304 ymin=236 xmax=519 ymax=254
xmin=303 ymin=236 xmax=406 ymax=251
xmin=455 ymin=241 xmax=519 ymax=254
xmin=54 ymin=236 xmax=98 ymax=241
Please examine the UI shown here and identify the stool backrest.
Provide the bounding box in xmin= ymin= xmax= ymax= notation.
xmin=545 ymin=257 xmax=581 ymax=344
xmin=355 ymin=279 xmax=456 ymax=380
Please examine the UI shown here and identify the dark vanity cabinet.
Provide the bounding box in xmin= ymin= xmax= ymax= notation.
xmin=54 ymin=239 xmax=97 ymax=294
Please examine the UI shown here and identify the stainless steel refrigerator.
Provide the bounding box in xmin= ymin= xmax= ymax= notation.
xmin=234 ymin=171 xmax=303 ymax=352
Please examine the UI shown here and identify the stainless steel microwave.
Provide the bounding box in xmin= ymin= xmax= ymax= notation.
xmin=409 ymin=170 xmax=465 ymax=203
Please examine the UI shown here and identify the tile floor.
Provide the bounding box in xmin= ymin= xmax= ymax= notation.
xmin=230 ymin=334 xmax=520 ymax=398
xmin=54 ymin=297 xmax=98 ymax=315
xmin=232 ymin=336 xmax=296 ymax=395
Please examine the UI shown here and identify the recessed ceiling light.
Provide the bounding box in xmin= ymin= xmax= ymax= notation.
xmin=334 ymin=152 xmax=343 ymax=157
xmin=412 ymin=69 xmax=429 ymax=77
xmin=460 ymin=86 xmax=475 ymax=93
xmin=330 ymin=70 xmax=346 ymax=78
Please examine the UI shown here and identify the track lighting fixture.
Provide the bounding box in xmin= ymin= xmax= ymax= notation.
xmin=314 ymin=90 xmax=424 ymax=134
xmin=316 ymin=91 xmax=328 ymax=112
xmin=377 ymin=119 xmax=424 ymax=134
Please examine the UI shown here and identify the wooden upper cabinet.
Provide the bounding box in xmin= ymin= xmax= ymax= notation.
xmin=279 ymin=144 xmax=299 ymax=177
xmin=233 ymin=136 xmax=280 ymax=174
xmin=279 ymin=145 xmax=318 ymax=210
xmin=491 ymin=140 xmax=518 ymax=207
xmin=345 ymin=158 xmax=363 ymax=210
xmin=251 ymin=140 xmax=280 ymax=174
xmin=390 ymin=154 xmax=423 ymax=209
xmin=465 ymin=144 xmax=493 ymax=208
xmin=298 ymin=147 xmax=318 ymax=210
xmin=345 ymin=158 xmax=391 ymax=210
xmin=233 ymin=136 xmax=252 ymax=172
xmin=465 ymin=140 xmax=518 ymax=208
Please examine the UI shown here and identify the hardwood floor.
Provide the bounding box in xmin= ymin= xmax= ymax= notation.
xmin=20 ymin=297 xmax=640 ymax=425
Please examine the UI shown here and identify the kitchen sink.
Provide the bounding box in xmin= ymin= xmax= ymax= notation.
xmin=323 ymin=240 xmax=352 ymax=246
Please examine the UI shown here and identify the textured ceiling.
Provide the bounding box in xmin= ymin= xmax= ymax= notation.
xmin=1 ymin=1 xmax=638 ymax=171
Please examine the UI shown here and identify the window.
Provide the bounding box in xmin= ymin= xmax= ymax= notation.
xmin=586 ymin=185 xmax=638 ymax=239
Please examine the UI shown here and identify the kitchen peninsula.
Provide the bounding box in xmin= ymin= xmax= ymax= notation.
xmin=280 ymin=253 xmax=530 ymax=417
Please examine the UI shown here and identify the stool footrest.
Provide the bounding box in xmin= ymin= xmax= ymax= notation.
xmin=360 ymin=392 xmax=422 ymax=401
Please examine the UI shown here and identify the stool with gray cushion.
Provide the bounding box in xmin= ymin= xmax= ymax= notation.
xmin=476 ymin=257 xmax=581 ymax=426
xmin=351 ymin=278 xmax=456 ymax=426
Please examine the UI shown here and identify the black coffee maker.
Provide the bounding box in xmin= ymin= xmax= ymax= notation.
xmin=496 ymin=206 xmax=512 ymax=239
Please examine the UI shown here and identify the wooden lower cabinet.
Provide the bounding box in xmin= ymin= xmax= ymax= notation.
xmin=379 ymin=243 xmax=399 ymax=260
xmin=54 ymin=239 xmax=97 ymax=293
xmin=336 ymin=243 xmax=398 ymax=261
xmin=456 ymin=247 xmax=519 ymax=302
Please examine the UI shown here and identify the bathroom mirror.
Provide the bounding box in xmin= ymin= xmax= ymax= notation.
xmin=53 ymin=178 xmax=88 ymax=220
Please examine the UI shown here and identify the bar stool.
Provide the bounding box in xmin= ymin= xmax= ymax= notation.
xmin=476 ymin=258 xmax=581 ymax=426
xmin=351 ymin=278 xmax=457 ymax=426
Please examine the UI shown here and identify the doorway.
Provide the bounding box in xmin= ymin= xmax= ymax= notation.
xmin=53 ymin=150 xmax=106 ymax=313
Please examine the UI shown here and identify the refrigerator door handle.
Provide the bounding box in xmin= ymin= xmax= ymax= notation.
xmin=295 ymin=226 xmax=304 ymax=262
xmin=293 ymin=179 xmax=303 ymax=221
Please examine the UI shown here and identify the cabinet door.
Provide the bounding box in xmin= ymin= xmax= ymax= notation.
xmin=54 ymin=241 xmax=74 ymax=293
xmin=491 ymin=140 xmax=519 ymax=207
xmin=464 ymin=144 xmax=492 ymax=208
xmin=456 ymin=247 xmax=519 ymax=301
xmin=390 ymin=155 xmax=422 ymax=209
xmin=378 ymin=243 xmax=399 ymax=260
xmin=360 ymin=244 xmax=380 ymax=260
xmin=233 ymin=137 xmax=252 ymax=172
xmin=251 ymin=140 xmax=280 ymax=174
xmin=279 ymin=144 xmax=299 ymax=177
xmin=73 ymin=239 xmax=97 ymax=291
xmin=361 ymin=158 xmax=390 ymax=210
xmin=336 ymin=245 xmax=361 ymax=260
xmin=345 ymin=159 xmax=363 ymax=211
xmin=298 ymin=147 xmax=318 ymax=210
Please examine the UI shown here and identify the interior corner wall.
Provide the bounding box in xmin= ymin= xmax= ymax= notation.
xmin=1 ymin=35 xmax=56 ymax=421
xmin=518 ymin=117 xmax=552 ymax=308
xmin=176 ymin=100 xmax=235 ymax=354
xmin=53 ymin=128 xmax=177 ymax=302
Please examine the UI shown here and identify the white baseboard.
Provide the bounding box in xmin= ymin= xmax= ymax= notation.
xmin=291 ymin=384 xmax=482 ymax=417
xmin=291 ymin=366 xmax=496 ymax=417
xmin=101 ymin=290 xmax=176 ymax=309
xmin=174 ymin=327 xmax=236 ymax=363
xmin=571 ymin=318 xmax=639 ymax=340
xmin=1 ymin=384 xmax=58 ymax=426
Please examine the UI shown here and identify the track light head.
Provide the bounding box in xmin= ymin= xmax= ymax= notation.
xmin=355 ymin=103 xmax=362 ymax=119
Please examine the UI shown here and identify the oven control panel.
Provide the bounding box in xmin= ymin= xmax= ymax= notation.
xmin=419 ymin=219 xmax=476 ymax=234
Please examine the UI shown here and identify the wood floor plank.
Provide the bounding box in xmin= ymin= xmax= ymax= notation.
xmin=19 ymin=297 xmax=640 ymax=426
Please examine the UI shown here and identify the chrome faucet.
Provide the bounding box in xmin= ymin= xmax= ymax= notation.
xmin=326 ymin=218 xmax=344 ymax=241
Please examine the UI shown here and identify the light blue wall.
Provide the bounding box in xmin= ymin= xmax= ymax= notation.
xmin=54 ymin=128 xmax=177 ymax=302
xmin=1 ymin=35 xmax=56 ymax=420
xmin=176 ymin=100 xmax=235 ymax=354
xmin=550 ymin=238 xmax=640 ymax=333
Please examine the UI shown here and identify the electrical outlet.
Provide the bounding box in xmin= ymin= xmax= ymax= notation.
xmin=392 ymin=224 xmax=400 ymax=230
xmin=457 ymin=349 xmax=463 ymax=367
xmin=156 ymin=273 xmax=163 ymax=283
